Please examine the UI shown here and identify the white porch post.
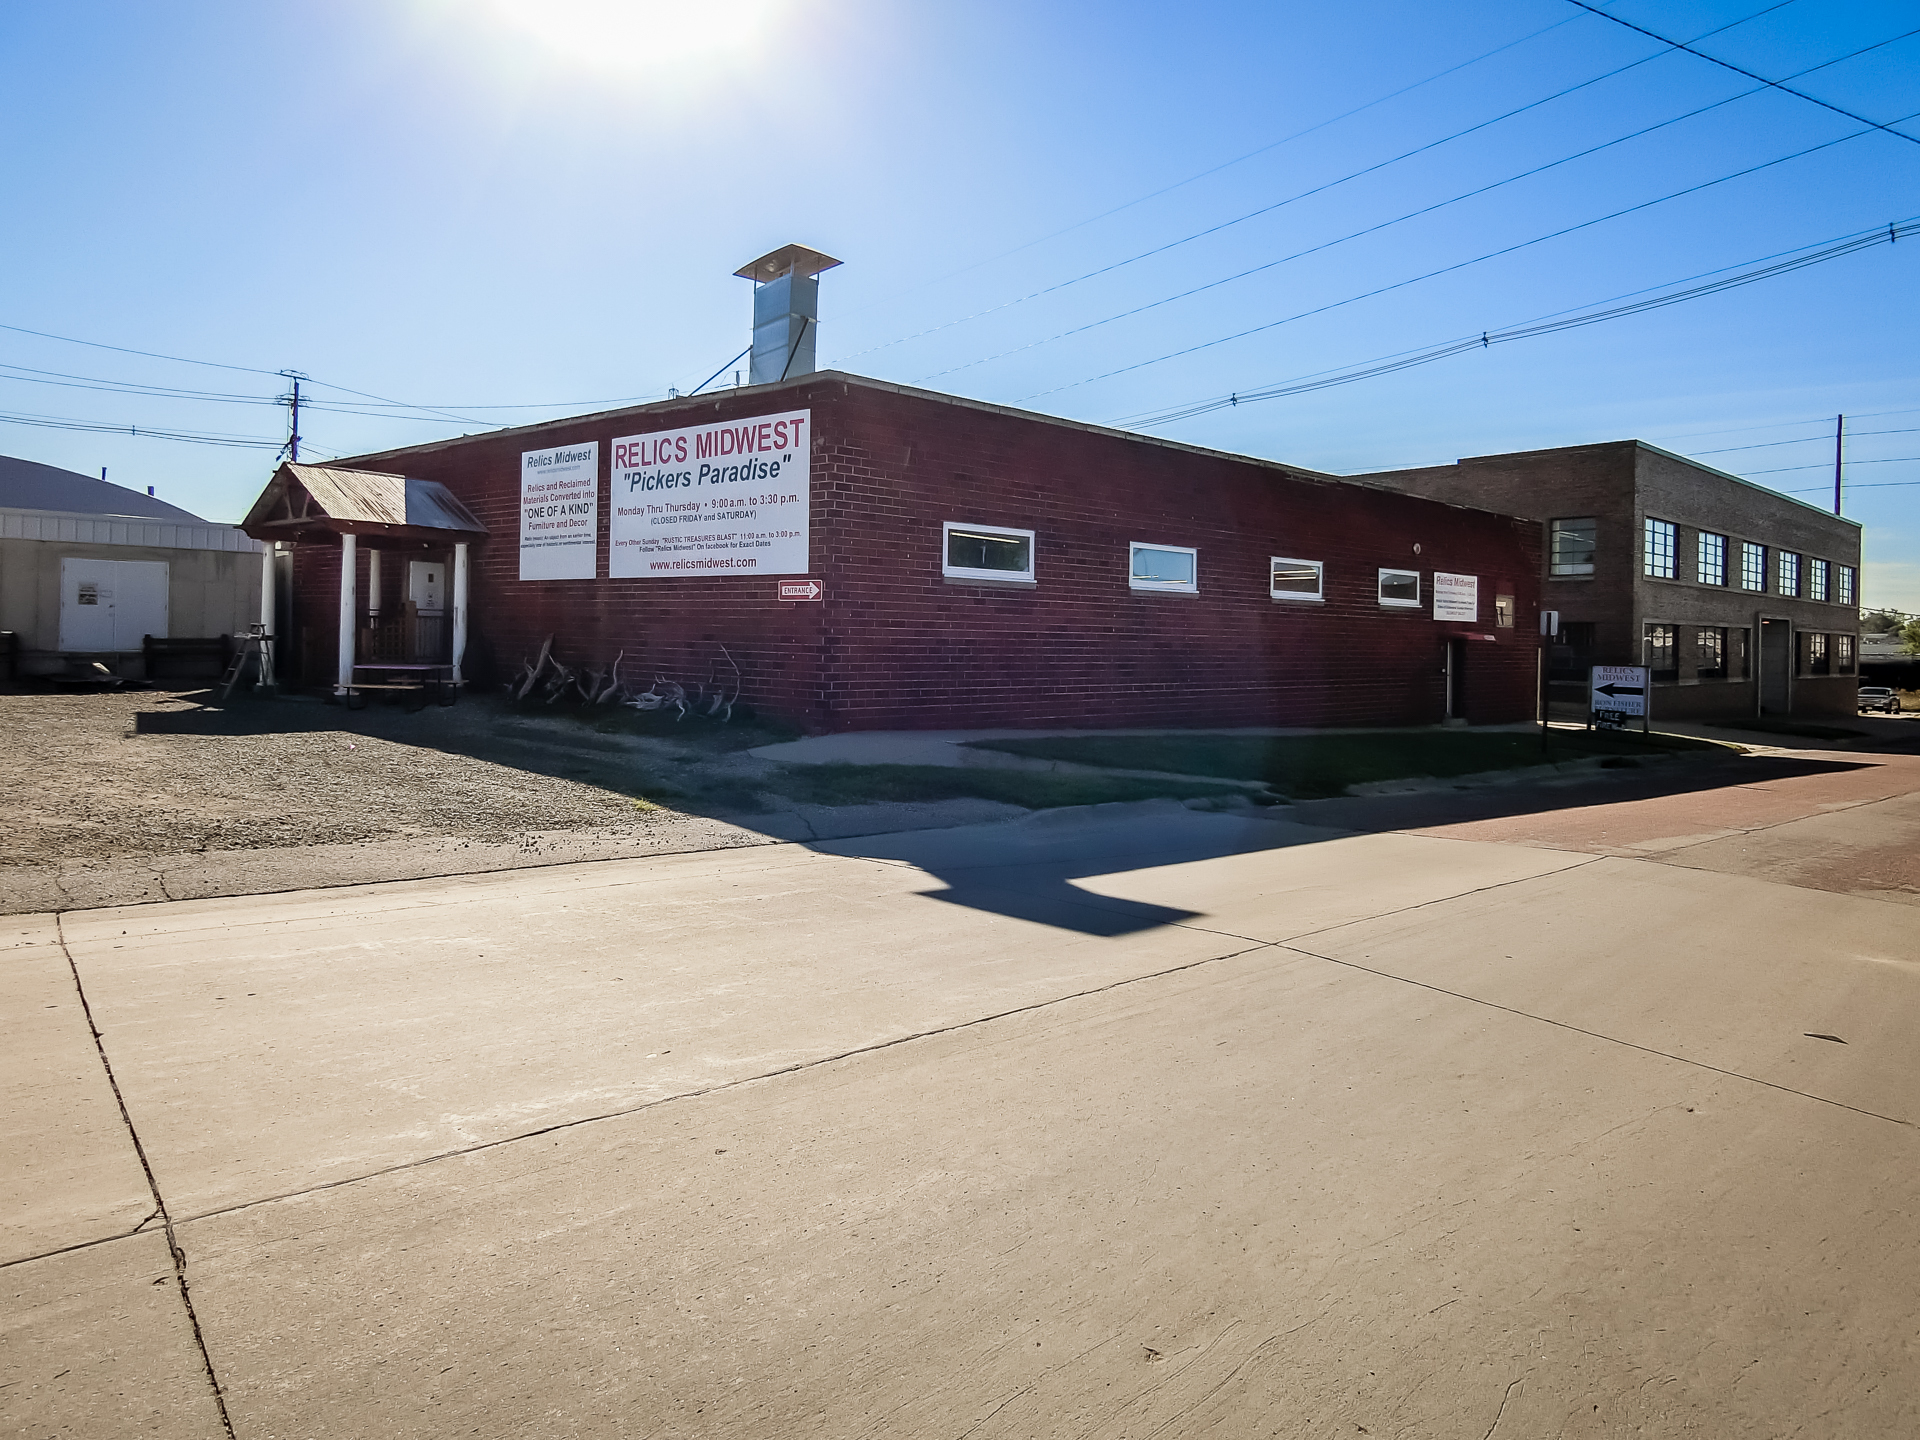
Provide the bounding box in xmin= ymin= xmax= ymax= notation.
xmin=336 ymin=533 xmax=357 ymax=695
xmin=257 ymin=542 xmax=276 ymax=688
xmin=451 ymin=542 xmax=469 ymax=684
xmin=367 ymin=548 xmax=382 ymax=623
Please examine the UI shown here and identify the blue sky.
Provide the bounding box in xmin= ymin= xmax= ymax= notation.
xmin=3 ymin=1 xmax=1916 ymax=602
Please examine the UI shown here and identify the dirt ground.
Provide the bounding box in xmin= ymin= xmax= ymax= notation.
xmin=0 ymin=686 xmax=743 ymax=867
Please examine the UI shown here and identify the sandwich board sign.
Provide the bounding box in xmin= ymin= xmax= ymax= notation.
xmin=1590 ymin=664 xmax=1649 ymax=731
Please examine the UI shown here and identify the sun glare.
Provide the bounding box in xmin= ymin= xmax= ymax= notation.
xmin=481 ymin=0 xmax=782 ymax=71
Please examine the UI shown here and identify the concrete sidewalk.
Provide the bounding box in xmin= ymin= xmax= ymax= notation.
xmin=7 ymin=771 xmax=1918 ymax=1437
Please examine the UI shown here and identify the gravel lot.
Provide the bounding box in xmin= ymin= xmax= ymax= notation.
xmin=0 ymin=687 xmax=696 ymax=867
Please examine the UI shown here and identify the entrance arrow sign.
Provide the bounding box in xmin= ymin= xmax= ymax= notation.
xmin=1594 ymin=682 xmax=1645 ymax=698
xmin=778 ymin=579 xmax=823 ymax=602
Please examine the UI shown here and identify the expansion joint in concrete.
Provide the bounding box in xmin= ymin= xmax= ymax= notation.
xmin=55 ymin=914 xmax=238 ymax=1440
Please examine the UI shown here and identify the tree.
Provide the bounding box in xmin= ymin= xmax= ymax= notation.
xmin=1903 ymin=619 xmax=1920 ymax=658
xmin=1862 ymin=610 xmax=1906 ymax=634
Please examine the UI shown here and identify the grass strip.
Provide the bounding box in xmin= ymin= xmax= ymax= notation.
xmin=763 ymin=763 xmax=1244 ymax=810
xmin=968 ymin=729 xmax=1726 ymax=800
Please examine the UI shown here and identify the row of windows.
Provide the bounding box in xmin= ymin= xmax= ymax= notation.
xmin=1547 ymin=516 xmax=1855 ymax=605
xmin=1642 ymin=624 xmax=1856 ymax=682
xmin=1638 ymin=517 xmax=1854 ymax=603
xmin=944 ymin=523 xmax=1512 ymax=615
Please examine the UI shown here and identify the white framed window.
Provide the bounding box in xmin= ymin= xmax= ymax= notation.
xmin=1644 ymin=517 xmax=1677 ymax=579
xmin=1378 ymin=568 xmax=1421 ymax=608
xmin=1269 ymin=556 xmax=1323 ymax=601
xmin=943 ymin=522 xmax=1035 ymax=583
xmin=1130 ymin=542 xmax=1197 ymax=593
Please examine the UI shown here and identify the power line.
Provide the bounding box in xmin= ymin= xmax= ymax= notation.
xmin=831 ymin=11 xmax=1590 ymax=327
xmin=930 ymin=23 xmax=1917 ymax=387
xmin=1565 ymin=0 xmax=1920 ymax=146
xmin=1023 ymin=120 xmax=1914 ymax=403
xmin=1693 ymin=426 xmax=1920 ymax=455
xmin=1114 ymin=219 xmax=1915 ymax=428
xmin=1748 ymin=454 xmax=1920 ymax=475
xmin=0 ymin=408 xmax=283 ymax=449
xmin=848 ymin=2 xmax=1807 ymax=368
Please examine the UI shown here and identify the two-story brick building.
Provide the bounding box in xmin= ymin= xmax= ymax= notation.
xmin=1358 ymin=441 xmax=1862 ymax=719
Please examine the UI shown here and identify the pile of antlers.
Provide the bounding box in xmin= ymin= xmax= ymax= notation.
xmin=509 ymin=635 xmax=742 ymax=722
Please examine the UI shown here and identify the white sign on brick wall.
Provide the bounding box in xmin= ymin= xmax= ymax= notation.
xmin=609 ymin=409 xmax=810 ymax=579
xmin=519 ymin=441 xmax=599 ymax=581
xmin=1432 ymin=571 xmax=1478 ymax=621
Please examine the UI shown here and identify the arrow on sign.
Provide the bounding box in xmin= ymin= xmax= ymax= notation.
xmin=1594 ymin=682 xmax=1645 ymax=698
xmin=778 ymin=579 xmax=823 ymax=602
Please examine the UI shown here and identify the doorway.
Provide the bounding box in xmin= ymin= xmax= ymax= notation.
xmin=1444 ymin=638 xmax=1467 ymax=722
xmin=1760 ymin=619 xmax=1791 ymax=714
xmin=408 ymin=560 xmax=447 ymax=661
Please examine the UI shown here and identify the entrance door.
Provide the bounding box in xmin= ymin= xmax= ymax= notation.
xmin=1444 ymin=638 xmax=1466 ymax=721
xmin=407 ymin=560 xmax=447 ymax=661
xmin=58 ymin=558 xmax=169 ymax=651
xmin=1760 ymin=619 xmax=1791 ymax=713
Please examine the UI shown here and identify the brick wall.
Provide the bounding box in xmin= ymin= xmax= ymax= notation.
xmin=301 ymin=374 xmax=1542 ymax=732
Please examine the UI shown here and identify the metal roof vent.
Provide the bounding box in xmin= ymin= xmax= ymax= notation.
xmin=735 ymin=244 xmax=842 ymax=385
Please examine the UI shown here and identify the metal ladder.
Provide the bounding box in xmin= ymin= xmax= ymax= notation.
xmin=218 ymin=626 xmax=274 ymax=700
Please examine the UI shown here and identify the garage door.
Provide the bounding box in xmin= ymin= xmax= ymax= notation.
xmin=58 ymin=558 xmax=170 ymax=652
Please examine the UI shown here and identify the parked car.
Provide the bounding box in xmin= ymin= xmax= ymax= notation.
xmin=1858 ymin=686 xmax=1901 ymax=713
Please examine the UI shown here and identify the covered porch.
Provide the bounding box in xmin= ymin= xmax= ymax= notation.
xmin=241 ymin=462 xmax=489 ymax=702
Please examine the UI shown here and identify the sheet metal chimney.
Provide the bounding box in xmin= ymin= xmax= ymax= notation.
xmin=735 ymin=244 xmax=842 ymax=385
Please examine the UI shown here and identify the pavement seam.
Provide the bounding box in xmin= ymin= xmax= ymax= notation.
xmin=54 ymin=914 xmax=238 ymax=1440
xmin=1280 ymin=940 xmax=1915 ymax=1130
xmin=168 ymin=937 xmax=1279 ymax=1228
xmin=1625 ymin=784 xmax=1919 ymax=865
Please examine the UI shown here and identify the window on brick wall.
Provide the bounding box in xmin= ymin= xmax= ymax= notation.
xmin=1644 ymin=518 xmax=1676 ymax=579
xmin=1809 ymin=558 xmax=1830 ymax=602
xmin=1129 ymin=542 xmax=1197 ymax=593
xmin=1838 ymin=633 xmax=1856 ymax=674
xmin=1646 ymin=623 xmax=1678 ymax=681
xmin=1734 ymin=627 xmax=1751 ymax=679
xmin=1378 ymin=569 xmax=1421 ymax=607
xmin=1838 ymin=565 xmax=1856 ymax=606
xmin=1494 ymin=594 xmax=1515 ymax=627
xmin=1695 ymin=627 xmax=1727 ymax=680
xmin=1804 ymin=631 xmax=1830 ymax=675
xmin=943 ymin=523 xmax=1035 ymax=582
xmin=1741 ymin=541 xmax=1766 ymax=591
xmin=1778 ymin=550 xmax=1801 ymax=596
xmin=1698 ymin=532 xmax=1727 ymax=586
xmin=1269 ymin=557 xmax=1323 ymax=601
xmin=1548 ymin=517 xmax=1595 ymax=576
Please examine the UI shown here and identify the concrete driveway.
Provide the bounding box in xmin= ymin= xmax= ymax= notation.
xmin=6 ymin=744 xmax=1918 ymax=1438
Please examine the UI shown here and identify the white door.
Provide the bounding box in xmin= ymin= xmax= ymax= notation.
xmin=60 ymin=558 xmax=170 ymax=651
xmin=111 ymin=561 xmax=169 ymax=648
xmin=408 ymin=560 xmax=445 ymax=615
xmin=59 ymin=558 xmax=116 ymax=651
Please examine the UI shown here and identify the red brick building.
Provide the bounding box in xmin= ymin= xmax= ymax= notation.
xmin=265 ymin=372 xmax=1543 ymax=733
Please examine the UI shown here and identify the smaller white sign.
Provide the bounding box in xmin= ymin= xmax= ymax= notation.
xmin=1590 ymin=664 xmax=1649 ymax=718
xmin=520 ymin=441 xmax=599 ymax=581
xmin=1432 ymin=571 xmax=1478 ymax=621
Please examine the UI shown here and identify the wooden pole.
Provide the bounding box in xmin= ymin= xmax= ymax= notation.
xmin=1833 ymin=414 xmax=1845 ymax=515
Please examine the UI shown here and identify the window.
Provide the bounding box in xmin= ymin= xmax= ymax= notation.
xmin=1695 ymin=627 xmax=1726 ymax=680
xmin=1837 ymin=633 xmax=1856 ymax=674
xmin=943 ymin=523 xmax=1035 ymax=583
xmin=1809 ymin=558 xmax=1830 ymax=602
xmin=1646 ymin=623 xmax=1677 ymax=682
xmin=1804 ymin=631 xmax=1830 ymax=675
xmin=1644 ymin=518 xmax=1676 ymax=579
xmin=1269 ymin=556 xmax=1323 ymax=601
xmin=1698 ymin=532 xmax=1727 ymax=586
xmin=1548 ymin=517 xmax=1595 ymax=576
xmin=1548 ymin=621 xmax=1595 ymax=680
xmin=1378 ymin=569 xmax=1421 ymax=607
xmin=1494 ymin=593 xmax=1515 ymax=627
xmin=1778 ymin=551 xmax=1801 ymax=596
xmin=1733 ymin=627 xmax=1751 ymax=679
xmin=1130 ymin=542 xmax=1197 ymax=593
xmin=1740 ymin=542 xmax=1766 ymax=591
xmin=1838 ymin=565 xmax=1856 ymax=606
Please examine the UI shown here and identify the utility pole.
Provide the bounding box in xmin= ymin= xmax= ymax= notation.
xmin=277 ymin=370 xmax=309 ymax=463
xmin=1833 ymin=413 xmax=1845 ymax=515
